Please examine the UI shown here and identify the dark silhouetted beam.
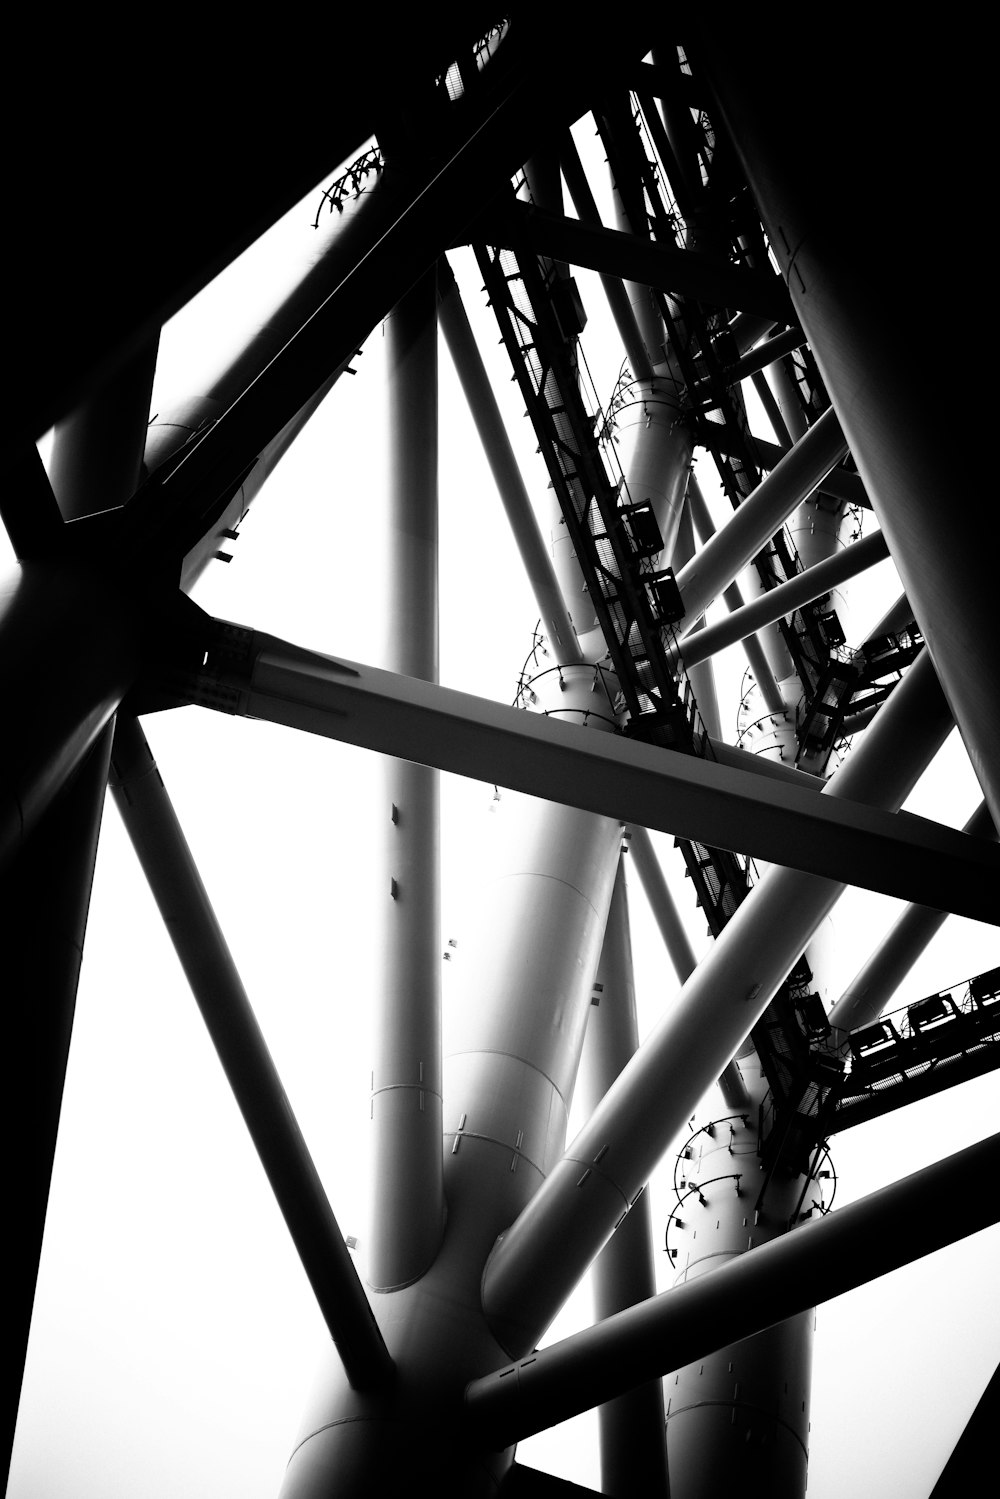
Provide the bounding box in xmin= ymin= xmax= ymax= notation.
xmin=0 ymin=561 xmax=140 ymax=872
xmin=120 ymin=22 xmax=656 ymax=579
xmin=929 ymin=1363 xmax=1000 ymax=1499
xmin=108 ymin=714 xmax=393 ymax=1392
xmin=11 ymin=16 xmax=503 ymax=442
xmin=699 ymin=22 xmax=999 ymax=823
xmin=500 ymin=1466 xmax=608 ymax=1498
xmin=2 ymin=446 xmax=65 ymax=561
xmin=688 ymin=325 xmax=806 ymax=400
xmin=3 ymin=723 xmax=113 ymax=1486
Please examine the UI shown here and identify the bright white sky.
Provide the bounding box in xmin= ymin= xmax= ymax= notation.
xmin=9 ymin=130 xmax=999 ymax=1498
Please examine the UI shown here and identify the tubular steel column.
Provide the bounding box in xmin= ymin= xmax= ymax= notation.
xmin=577 ymin=859 xmax=669 ymax=1498
xmin=677 ymin=529 xmax=891 ymax=671
xmin=280 ymin=667 xmax=623 ymax=1497
xmin=369 ymin=269 xmax=445 ymax=1290
xmin=699 ymin=25 xmax=999 ymax=823
xmin=663 ymin=1057 xmax=814 ymax=1498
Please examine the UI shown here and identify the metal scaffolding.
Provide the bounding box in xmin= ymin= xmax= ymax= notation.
xmin=6 ymin=17 xmax=998 ymax=1499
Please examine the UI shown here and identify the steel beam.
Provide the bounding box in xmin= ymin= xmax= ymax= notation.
xmin=674 ymin=406 xmax=849 ymax=625
xmin=188 ymin=625 xmax=999 ymax=919
xmin=465 ymin=1134 xmax=1000 ymax=1447
xmin=2 ymin=446 xmax=66 ymax=561
xmin=3 ymin=722 xmax=113 ymax=1486
xmin=677 ymin=528 xmax=891 ymax=669
xmin=705 ymin=431 xmax=869 ymax=511
xmin=627 ymin=827 xmax=749 ymax=1112
xmin=929 ymin=1364 xmax=1000 ymax=1499
xmin=481 ymin=201 xmax=792 ymax=323
xmin=12 ymin=17 xmax=503 ymax=441
xmin=108 ymin=715 xmax=392 ymax=1391
xmin=500 ymin=1468 xmax=607 ymax=1498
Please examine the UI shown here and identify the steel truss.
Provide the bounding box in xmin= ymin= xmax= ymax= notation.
xmin=6 ymin=16 xmax=999 ymax=1499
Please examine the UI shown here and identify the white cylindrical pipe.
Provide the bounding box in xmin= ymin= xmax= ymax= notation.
xmin=368 ymin=271 xmax=444 ymax=1291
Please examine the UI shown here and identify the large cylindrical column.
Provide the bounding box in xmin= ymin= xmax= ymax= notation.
xmin=443 ymin=664 xmax=624 ymax=1263
xmin=699 ymin=25 xmax=999 ymax=823
xmin=664 ymin=1059 xmax=815 ymax=1499
xmin=280 ymin=666 xmax=623 ymax=1497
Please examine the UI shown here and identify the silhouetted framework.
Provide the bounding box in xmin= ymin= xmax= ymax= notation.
xmin=5 ymin=17 xmax=998 ymax=1498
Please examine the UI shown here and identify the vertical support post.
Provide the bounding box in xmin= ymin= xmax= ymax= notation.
xmin=577 ymin=859 xmax=669 ymax=1498
xmin=368 ymin=267 xmax=445 ymax=1289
